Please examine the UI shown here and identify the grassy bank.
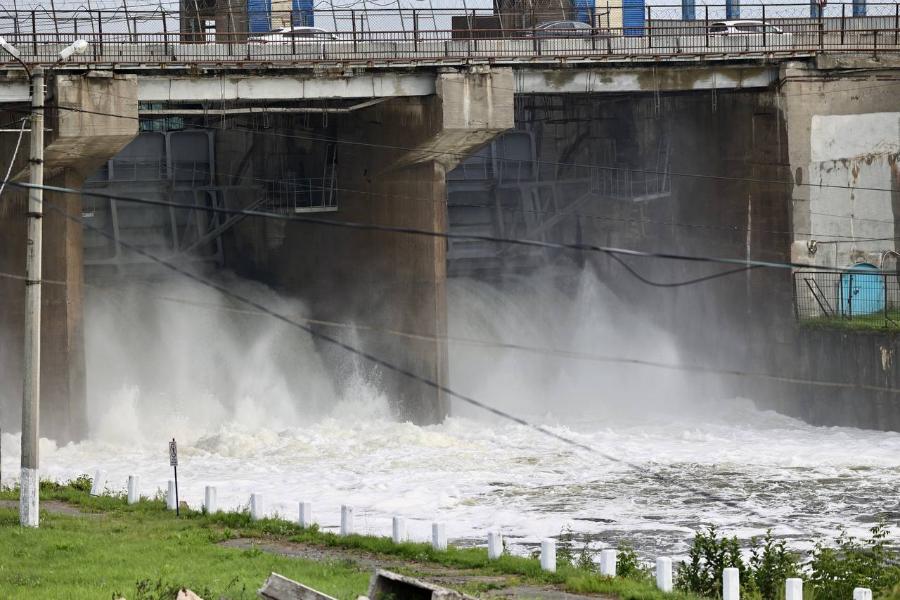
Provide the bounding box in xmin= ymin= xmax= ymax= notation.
xmin=0 ymin=478 xmax=702 ymax=600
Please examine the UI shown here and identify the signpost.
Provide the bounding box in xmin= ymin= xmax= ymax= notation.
xmin=169 ymin=438 xmax=179 ymax=516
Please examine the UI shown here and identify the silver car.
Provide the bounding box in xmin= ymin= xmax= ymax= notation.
xmin=249 ymin=26 xmax=338 ymax=44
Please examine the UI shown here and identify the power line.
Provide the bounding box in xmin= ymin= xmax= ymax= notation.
xmin=5 ymin=180 xmax=858 ymax=275
xmin=15 ymin=102 xmax=899 ymax=196
xmin=84 ymin=277 xmax=900 ymax=396
xmin=4 ymin=267 xmax=898 ymax=395
xmin=0 ymin=117 xmax=27 ymax=200
xmin=33 ymin=193 xmax=830 ymax=536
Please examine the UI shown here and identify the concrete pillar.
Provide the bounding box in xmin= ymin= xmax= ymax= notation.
xmin=283 ymin=68 xmax=513 ymax=424
xmin=0 ymin=72 xmax=137 ymax=443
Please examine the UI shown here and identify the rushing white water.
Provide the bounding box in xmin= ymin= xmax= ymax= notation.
xmin=0 ymin=268 xmax=897 ymax=558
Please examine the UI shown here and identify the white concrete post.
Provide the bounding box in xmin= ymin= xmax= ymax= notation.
xmin=853 ymin=589 xmax=873 ymax=600
xmin=250 ymin=493 xmax=264 ymax=521
xmin=204 ymin=486 xmax=217 ymax=514
xmin=487 ymin=529 xmax=503 ymax=560
xmin=392 ymin=516 xmax=406 ymax=543
xmin=656 ymin=557 xmax=673 ymax=592
xmin=166 ymin=480 xmax=176 ymax=510
xmin=600 ymin=548 xmax=617 ymax=577
xmin=540 ymin=539 xmax=556 ymax=572
xmin=432 ymin=522 xmax=447 ymax=551
xmin=785 ymin=578 xmax=803 ymax=600
xmin=340 ymin=505 xmax=354 ymax=535
xmin=299 ymin=501 xmax=312 ymax=528
xmin=723 ymin=567 xmax=740 ymax=600
xmin=127 ymin=475 xmax=139 ymax=505
xmin=90 ymin=470 xmax=105 ymax=496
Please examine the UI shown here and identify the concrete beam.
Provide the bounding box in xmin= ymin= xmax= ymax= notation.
xmin=518 ymin=64 xmax=779 ymax=94
xmin=137 ymin=71 xmax=436 ymax=103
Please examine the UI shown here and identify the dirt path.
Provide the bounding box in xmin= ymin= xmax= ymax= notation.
xmin=0 ymin=499 xmax=96 ymax=516
xmin=220 ymin=537 xmax=609 ymax=599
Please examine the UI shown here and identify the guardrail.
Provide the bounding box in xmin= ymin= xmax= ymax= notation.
xmin=0 ymin=5 xmax=899 ymax=65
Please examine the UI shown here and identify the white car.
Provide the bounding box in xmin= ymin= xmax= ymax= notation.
xmin=708 ymin=20 xmax=788 ymax=37
xmin=249 ymin=26 xmax=338 ymax=44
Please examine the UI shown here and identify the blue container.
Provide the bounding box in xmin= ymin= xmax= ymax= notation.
xmin=573 ymin=0 xmax=594 ymax=24
xmin=725 ymin=0 xmax=740 ymax=19
xmin=840 ymin=263 xmax=885 ymax=316
xmin=682 ymin=0 xmax=696 ymax=20
xmin=809 ymin=0 xmax=822 ymax=18
xmin=293 ymin=0 xmax=314 ymax=27
xmin=853 ymin=0 xmax=866 ymax=16
xmin=248 ymin=0 xmax=272 ymax=33
xmin=623 ymin=0 xmax=645 ymax=36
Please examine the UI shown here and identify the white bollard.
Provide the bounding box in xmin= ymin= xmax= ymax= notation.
xmin=487 ymin=529 xmax=503 ymax=560
xmin=853 ymin=589 xmax=873 ymax=600
xmin=656 ymin=557 xmax=673 ymax=592
xmin=166 ymin=480 xmax=176 ymax=510
xmin=90 ymin=470 xmax=105 ymax=496
xmin=250 ymin=493 xmax=264 ymax=521
xmin=432 ymin=522 xmax=447 ymax=551
xmin=785 ymin=578 xmax=803 ymax=600
xmin=540 ymin=539 xmax=556 ymax=573
xmin=392 ymin=516 xmax=406 ymax=544
xmin=340 ymin=505 xmax=354 ymax=535
xmin=600 ymin=548 xmax=617 ymax=577
xmin=723 ymin=567 xmax=740 ymax=600
xmin=127 ymin=475 xmax=139 ymax=505
xmin=204 ymin=486 xmax=218 ymax=514
xmin=299 ymin=502 xmax=312 ymax=528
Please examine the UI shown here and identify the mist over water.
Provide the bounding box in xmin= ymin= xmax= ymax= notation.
xmin=1 ymin=265 xmax=898 ymax=558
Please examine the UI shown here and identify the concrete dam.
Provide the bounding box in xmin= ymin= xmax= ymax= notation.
xmin=2 ymin=6 xmax=900 ymax=444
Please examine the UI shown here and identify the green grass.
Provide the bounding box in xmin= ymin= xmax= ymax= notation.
xmin=0 ymin=480 xmax=705 ymax=599
xmin=799 ymin=309 xmax=900 ymax=331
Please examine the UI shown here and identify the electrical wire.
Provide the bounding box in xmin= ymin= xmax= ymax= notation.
xmin=0 ymin=117 xmax=27 ymax=200
xmin=10 ymin=102 xmax=899 ymax=196
xmin=32 ymin=194 xmax=834 ymax=536
xmin=4 ymin=180 xmax=859 ymax=275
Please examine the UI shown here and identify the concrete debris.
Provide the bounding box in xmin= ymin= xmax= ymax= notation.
xmin=368 ymin=569 xmax=477 ymax=599
xmin=176 ymin=590 xmax=205 ymax=600
xmin=258 ymin=572 xmax=339 ymax=600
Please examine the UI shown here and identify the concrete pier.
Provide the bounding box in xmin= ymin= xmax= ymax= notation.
xmin=228 ymin=67 xmax=513 ymax=423
xmin=0 ymin=72 xmax=137 ymax=443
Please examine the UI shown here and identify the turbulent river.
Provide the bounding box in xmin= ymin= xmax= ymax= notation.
xmin=1 ymin=269 xmax=897 ymax=559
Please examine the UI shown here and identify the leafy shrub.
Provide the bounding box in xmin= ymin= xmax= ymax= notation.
xmin=746 ymin=531 xmax=799 ymax=599
xmin=808 ymin=522 xmax=900 ymax=599
xmin=675 ymin=525 xmax=745 ymax=598
xmin=617 ymin=542 xmax=652 ymax=581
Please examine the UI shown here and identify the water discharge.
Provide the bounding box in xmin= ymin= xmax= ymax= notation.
xmin=0 ymin=268 xmax=897 ymax=558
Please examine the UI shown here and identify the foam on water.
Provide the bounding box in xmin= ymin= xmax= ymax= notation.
xmin=0 ymin=268 xmax=897 ymax=558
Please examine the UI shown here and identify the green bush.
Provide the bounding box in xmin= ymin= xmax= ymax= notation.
xmin=745 ymin=531 xmax=799 ymax=599
xmin=618 ymin=542 xmax=653 ymax=581
xmin=808 ymin=522 xmax=900 ymax=599
xmin=675 ymin=525 xmax=745 ymax=598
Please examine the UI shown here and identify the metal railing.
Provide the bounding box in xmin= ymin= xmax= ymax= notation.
xmin=794 ymin=269 xmax=900 ymax=330
xmin=1 ymin=4 xmax=899 ymax=66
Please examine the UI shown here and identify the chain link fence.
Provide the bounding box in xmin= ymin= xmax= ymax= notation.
xmin=794 ymin=268 xmax=900 ymax=330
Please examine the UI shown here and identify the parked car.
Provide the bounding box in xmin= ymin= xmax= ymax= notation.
xmin=708 ymin=20 xmax=788 ymax=36
xmin=529 ymin=20 xmax=606 ymax=38
xmin=249 ymin=26 xmax=338 ymax=44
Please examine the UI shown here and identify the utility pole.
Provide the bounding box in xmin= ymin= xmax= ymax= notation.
xmin=1 ymin=36 xmax=87 ymax=528
xmin=20 ymin=65 xmax=44 ymax=528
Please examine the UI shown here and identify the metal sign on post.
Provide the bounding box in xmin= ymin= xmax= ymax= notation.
xmin=169 ymin=438 xmax=180 ymax=516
